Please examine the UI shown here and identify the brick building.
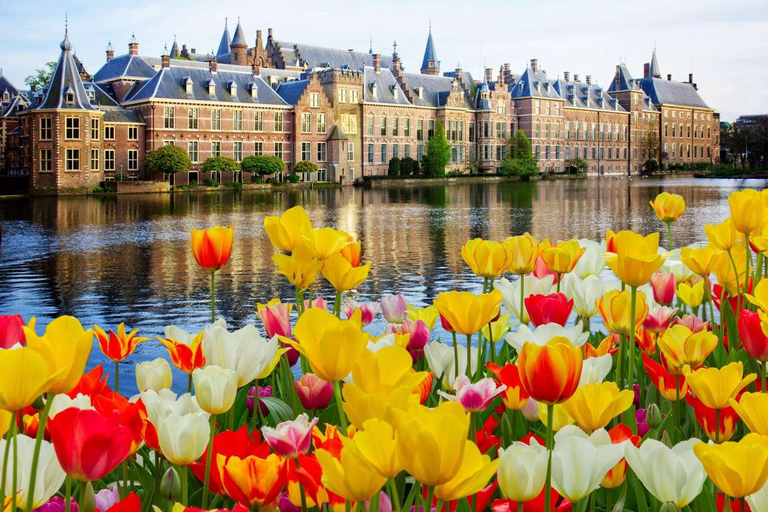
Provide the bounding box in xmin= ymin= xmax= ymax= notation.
xmin=4 ymin=20 xmax=720 ymax=192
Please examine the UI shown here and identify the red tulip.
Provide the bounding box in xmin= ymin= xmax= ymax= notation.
xmin=49 ymin=408 xmax=133 ymax=482
xmin=0 ymin=314 xmax=26 ymax=348
xmin=93 ymin=392 xmax=145 ymax=454
xmin=104 ymin=493 xmax=142 ymax=512
xmin=717 ymin=493 xmax=752 ymax=512
xmin=739 ymin=309 xmax=768 ymax=362
xmin=475 ymin=416 xmax=501 ymax=456
xmin=524 ymin=293 xmax=573 ymax=327
xmin=67 ymin=365 xmax=111 ymax=399
xmin=294 ymin=374 xmax=333 ymax=411
xmin=487 ymin=362 xmax=530 ymax=411
xmin=533 ymin=256 xmax=558 ymax=283
xmin=650 ymin=272 xmax=676 ymax=306
xmin=685 ymin=393 xmax=740 ymax=443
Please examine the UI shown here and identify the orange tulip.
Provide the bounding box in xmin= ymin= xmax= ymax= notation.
xmin=191 ymin=225 xmax=234 ymax=272
xmin=340 ymin=240 xmax=361 ymax=267
xmin=540 ymin=239 xmax=585 ymax=275
xmin=597 ymin=289 xmax=649 ymax=336
xmin=518 ymin=337 xmax=583 ymax=405
xmin=642 ymin=353 xmax=688 ymax=401
xmin=487 ymin=362 xmax=529 ymax=411
xmin=94 ymin=323 xmax=150 ymax=363
xmin=657 ymin=324 xmax=718 ymax=375
xmin=157 ymin=331 xmax=206 ymax=374
xmin=218 ymin=453 xmax=289 ymax=508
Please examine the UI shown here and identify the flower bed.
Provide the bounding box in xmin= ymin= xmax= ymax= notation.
xmin=2 ymin=189 xmax=768 ymax=512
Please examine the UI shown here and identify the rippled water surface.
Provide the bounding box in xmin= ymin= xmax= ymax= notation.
xmin=1 ymin=176 xmax=765 ymax=394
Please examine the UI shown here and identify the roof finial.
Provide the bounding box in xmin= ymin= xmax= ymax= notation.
xmin=225 ymin=17 xmax=228 ymax=29
xmin=65 ymin=12 xmax=68 ymax=34
xmin=393 ymin=40 xmax=398 ymax=60
xmin=429 ymin=17 xmax=432 ymax=32
xmin=60 ymin=14 xmax=72 ymax=51
xmin=163 ymin=43 xmax=168 ymax=55
xmin=369 ymin=33 xmax=373 ymax=54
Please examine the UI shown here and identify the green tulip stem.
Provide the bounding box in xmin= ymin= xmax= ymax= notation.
xmin=667 ymin=222 xmax=673 ymax=251
xmin=556 ymin=274 xmax=562 ymax=293
xmin=153 ymin=451 xmax=163 ymax=506
xmin=719 ymin=285 xmax=728 ymax=347
xmin=544 ymin=403 xmax=555 ymax=512
xmin=4 ymin=412 xmax=18 ymax=512
xmin=334 ymin=291 xmax=342 ymax=318
xmin=517 ymin=502 xmax=524 ymax=512
xmin=179 ymin=464 xmax=188 ymax=506
xmin=435 ymin=499 xmax=443 ymax=512
xmin=202 ymin=414 xmax=216 ymax=509
xmin=519 ymin=274 xmax=526 ymax=326
xmin=333 ymin=380 xmax=348 ymax=435
xmin=762 ymin=363 xmax=766 ymax=393
xmin=64 ymin=477 xmax=72 ymax=512
xmin=210 ymin=270 xmax=216 ymax=324
xmin=628 ymin=286 xmax=638 ymax=390
xmin=24 ymin=394 xmax=54 ymax=512
xmin=251 ymin=379 xmax=262 ymax=430
xmin=295 ymin=287 xmax=305 ymax=317
xmin=488 ymin=320 xmax=496 ymax=366
xmin=466 ymin=334 xmax=473 ymax=378
xmin=114 ymin=361 xmax=120 ymax=394
xmin=0 ymin=424 xmax=10 ymax=511
xmin=78 ymin=480 xmax=87 ymax=512
xmin=187 ymin=373 xmax=193 ymax=394
xmin=742 ymin=496 xmax=747 ymax=512
xmin=452 ymin=331 xmax=460 ymax=380
xmin=387 ymin=477 xmax=401 ymax=512
xmin=426 ymin=487 xmax=434 ymax=512
xmin=370 ymin=486 xmax=381 ymax=512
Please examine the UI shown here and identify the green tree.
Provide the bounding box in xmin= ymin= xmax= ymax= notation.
xmin=400 ymin=157 xmax=417 ymax=176
xmin=500 ymin=131 xmax=539 ymax=176
xmin=421 ymin=118 xmax=451 ymax=177
xmin=388 ymin=157 xmax=401 ymax=176
xmin=202 ymin=156 xmax=240 ymax=174
xmin=144 ymin=145 xmax=192 ymax=174
xmin=294 ymin=160 xmax=318 ymax=174
xmin=241 ymin=155 xmax=285 ymax=177
xmin=24 ymin=62 xmax=56 ymax=91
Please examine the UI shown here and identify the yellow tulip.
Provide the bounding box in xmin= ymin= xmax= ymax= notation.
xmin=264 ymin=205 xmax=312 ymax=252
xmin=603 ymin=231 xmax=666 ymax=287
xmin=657 ymin=324 xmax=718 ymax=375
xmin=321 ymin=253 xmax=371 ymax=292
xmin=0 ymin=409 xmax=11 ymax=438
xmin=650 ymin=192 xmax=686 ymax=223
xmin=705 ymin=219 xmax=739 ymax=252
xmin=694 ymin=433 xmax=768 ymax=498
xmin=345 ymin=419 xmax=400 ymax=478
xmin=433 ymin=289 xmax=502 ymax=336
xmin=503 ymin=233 xmax=539 ymax=275
xmin=0 ymin=346 xmax=58 ymax=412
xmin=684 ymin=362 xmax=755 ymax=410
xmin=680 ymin=244 xmax=718 ymax=277
xmin=537 ymin=402 xmax=575 ymax=431
xmin=289 ymin=308 xmax=367 ymax=382
xmin=729 ymin=189 xmax=765 ymax=235
xmin=597 ymin=289 xmax=648 ymax=336
xmin=540 ymin=239 xmax=585 ymax=275
xmin=461 ymin=238 xmax=513 ymax=279
xmin=343 ymin=384 xmax=419 ymax=430
xmin=350 ymin=346 xmax=427 ymax=394
xmin=752 ymin=224 xmax=768 ymax=256
xmin=677 ymin=280 xmax=706 ymax=309
xmin=272 ymin=245 xmax=323 ymax=291
xmin=481 ymin=312 xmax=511 ymax=342
xmin=394 ymin=401 xmax=470 ymax=487
xmin=406 ymin=305 xmax=439 ymax=330
xmin=711 ymin=248 xmax=748 ymax=297
xmin=316 ymin=444 xmax=386 ymax=503
xmin=433 ymin=440 xmax=499 ymax=501
xmin=746 ymin=279 xmax=768 ymax=311
xmin=730 ymin=392 xmax=768 ymax=435
xmin=302 ymin=227 xmax=350 ymax=260
xmin=563 ymin=382 xmax=635 ymax=432
xmin=23 ymin=316 xmax=93 ymax=395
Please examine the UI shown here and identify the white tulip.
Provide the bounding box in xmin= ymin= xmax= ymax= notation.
xmin=366 ymin=333 xmax=397 ymax=353
xmin=748 ymin=481 xmax=768 ymax=512
xmin=157 ymin=411 xmax=211 ymax=465
xmin=662 ymin=246 xmax=695 ymax=282
xmin=140 ymin=389 xmax=206 ymax=430
xmin=578 ymin=354 xmax=613 ymax=387
xmin=203 ymin=324 xmax=281 ymax=387
xmin=624 ymin=438 xmax=706 ymax=510
xmin=136 ymin=357 xmax=173 ymax=392
xmin=423 ymin=341 xmax=480 ymax=389
xmin=47 ymin=393 xmax=93 ymax=419
xmin=573 ymin=239 xmax=606 ymax=278
xmin=0 ymin=434 xmax=65 ymax=508
xmin=520 ymin=398 xmax=540 ymax=421
xmin=562 ymin=274 xmax=604 ymax=318
xmin=164 ymin=319 xmax=226 ymax=344
xmin=497 ymin=442 xmax=549 ymax=502
xmin=495 ymin=275 xmax=555 ymax=324
xmin=192 ymin=365 xmax=238 ymax=415
xmin=506 ymin=323 xmax=588 ymax=352
xmin=539 ymin=425 xmax=626 ymax=503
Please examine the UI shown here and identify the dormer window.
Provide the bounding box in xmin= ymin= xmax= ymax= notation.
xmin=390 ymin=84 xmax=398 ymax=99
xmin=370 ymin=83 xmax=377 ymax=96
xmin=417 ymin=86 xmax=424 ymax=99
xmin=66 ymin=93 xmax=74 ymax=104
xmin=184 ymin=77 xmax=193 ymax=95
xmin=229 ymin=82 xmax=237 ymax=96
xmin=2 ymin=91 xmax=9 ymax=102
xmin=207 ymin=80 xmax=216 ymax=96
xmin=250 ymin=83 xmax=258 ymax=99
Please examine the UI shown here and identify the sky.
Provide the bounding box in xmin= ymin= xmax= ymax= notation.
xmin=1 ymin=0 xmax=766 ymax=121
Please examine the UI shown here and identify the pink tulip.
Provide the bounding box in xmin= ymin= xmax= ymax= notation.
xmin=380 ymin=294 xmax=408 ymax=323
xmin=385 ymin=319 xmax=430 ymax=362
xmin=673 ymin=313 xmax=710 ymax=333
xmin=650 ymin=272 xmax=676 ymax=306
xmin=437 ymin=376 xmax=506 ymax=412
xmin=246 ymin=385 xmax=273 ymax=416
xmin=257 ymin=300 xmax=292 ymax=338
xmin=279 ymin=493 xmax=301 ymax=512
xmin=304 ymin=296 xmax=329 ymax=312
xmin=34 ymin=497 xmax=78 ymax=512
xmin=294 ymin=374 xmax=333 ymax=410
xmin=643 ymin=306 xmax=678 ymax=333
xmin=261 ymin=413 xmax=319 ymax=459
xmin=94 ymin=485 xmax=120 ymax=512
xmin=0 ymin=314 xmax=26 ymax=349
xmin=344 ymin=300 xmax=380 ymax=326
xmin=367 ymin=492 xmax=392 ymax=512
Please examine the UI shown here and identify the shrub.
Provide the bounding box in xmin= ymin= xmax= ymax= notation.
xmin=202 ymin=178 xmax=219 ymax=187
xmin=223 ymin=182 xmax=243 ymax=190
xmin=400 ymin=157 xmax=417 ymax=176
xmin=250 ymin=175 xmax=263 ymax=184
xmin=388 ymin=157 xmax=401 ymax=176
xmin=145 ymin=145 xmax=192 ymax=175
xmin=293 ymin=160 xmax=318 ymax=174
xmin=241 ymin=155 xmax=285 ymax=176
xmin=643 ymin=159 xmax=659 ymax=173
xmin=202 ymin=157 xmax=240 ymax=174
xmin=285 ymin=174 xmax=301 ymax=183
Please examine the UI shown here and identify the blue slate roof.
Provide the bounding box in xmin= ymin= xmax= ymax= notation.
xmin=635 ymin=77 xmax=709 ymax=109
xmin=475 ymin=82 xmax=492 ymax=111
xmin=421 ymin=29 xmax=437 ymax=69
xmin=217 ymin=21 xmax=231 ymax=58
xmin=607 ymin=64 xmax=634 ymax=92
xmin=37 ymin=31 xmax=97 ymax=111
xmin=93 ymin=54 xmax=157 ymax=83
xmin=401 ymin=72 xmax=472 ymax=109
xmin=103 ymin=109 xmax=145 ymax=124
xmin=363 ymin=67 xmax=410 ymax=105
xmin=510 ymin=67 xmax=561 ymax=100
xmin=649 ymin=49 xmax=661 ymax=78
xmin=275 ymin=79 xmax=309 ymax=105
xmin=551 ymin=78 xmax=626 ymax=112
xmin=231 ymin=20 xmax=247 ymax=47
xmin=121 ymin=66 xmax=287 ymax=106
xmin=443 ymin=70 xmax=476 ymax=98
xmin=1 ymin=95 xmax=26 ymax=118
xmin=274 ymin=41 xmax=393 ymax=70
xmin=0 ymin=73 xmax=20 ymax=99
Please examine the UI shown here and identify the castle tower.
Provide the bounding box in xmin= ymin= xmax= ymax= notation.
xmin=216 ymin=18 xmax=231 ymax=59
xmin=230 ymin=18 xmax=248 ymax=66
xmin=649 ymin=48 xmax=661 ymax=79
xmin=420 ymin=23 xmax=440 ymax=75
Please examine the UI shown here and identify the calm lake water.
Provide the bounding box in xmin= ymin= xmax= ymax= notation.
xmin=1 ymin=176 xmax=765 ymax=395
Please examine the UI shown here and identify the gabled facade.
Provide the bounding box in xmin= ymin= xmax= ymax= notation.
xmin=0 ymin=71 xmax=28 ymax=174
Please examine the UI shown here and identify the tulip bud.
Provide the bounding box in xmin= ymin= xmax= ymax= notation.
xmin=160 ymin=466 xmax=181 ymax=502
xmin=32 ymin=394 xmax=46 ymax=411
xmin=78 ymin=482 xmax=97 ymax=512
xmin=647 ymin=403 xmax=662 ymax=429
xmin=658 ymin=502 xmax=677 ymax=512
xmin=660 ymin=430 xmax=674 ymax=449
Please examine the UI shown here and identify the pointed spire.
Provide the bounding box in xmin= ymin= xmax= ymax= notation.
xmin=369 ymin=34 xmax=373 ymax=54
xmin=170 ymin=35 xmax=179 ymax=57
xmin=42 ymin=26 xmax=96 ymax=111
xmin=650 ymin=47 xmax=661 ymax=78
xmin=61 ymin=14 xmax=72 ymax=51
xmin=231 ymin=17 xmax=247 ymax=47
xmin=217 ymin=18 xmax=231 ymax=57
xmin=421 ymin=22 xmax=438 ymax=73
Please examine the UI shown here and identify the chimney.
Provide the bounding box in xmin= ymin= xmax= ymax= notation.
xmin=256 ymin=29 xmax=263 ymax=49
xmin=210 ymin=57 xmax=218 ymax=73
xmin=373 ymin=53 xmax=381 ymax=72
xmin=643 ymin=63 xmax=650 ymax=78
xmin=667 ymin=74 xmax=672 ymax=81
xmin=484 ymin=67 xmax=493 ymax=84
xmin=268 ymin=28 xmax=273 ymax=39
xmin=574 ymin=74 xmax=580 ymax=82
xmin=564 ymin=71 xmax=571 ymax=82
xmin=162 ymin=54 xmax=170 ymax=68
xmin=455 ymin=66 xmax=463 ymax=82
xmin=504 ymin=62 xmax=511 ymax=72
xmin=191 ymin=48 xmax=196 ymax=54
xmin=530 ymin=58 xmax=538 ymax=73
xmin=252 ymin=62 xmax=260 ymax=75
xmin=106 ymin=41 xmax=114 ymax=62
xmin=128 ymin=34 xmax=139 ymax=56
xmin=688 ymin=73 xmax=693 ymax=83
xmin=498 ymin=65 xmax=503 ymax=85
xmin=586 ymin=75 xmax=592 ymax=85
